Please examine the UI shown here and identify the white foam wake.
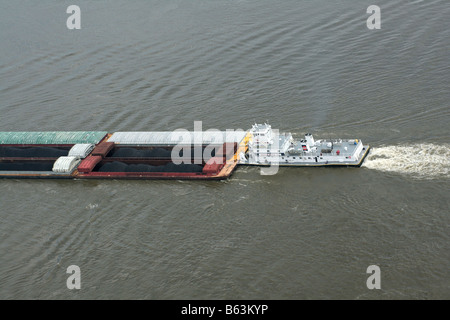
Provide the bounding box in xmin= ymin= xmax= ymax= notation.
xmin=362 ymin=143 xmax=450 ymax=179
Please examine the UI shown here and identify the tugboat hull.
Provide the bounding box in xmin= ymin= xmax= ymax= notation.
xmin=239 ymin=124 xmax=370 ymax=168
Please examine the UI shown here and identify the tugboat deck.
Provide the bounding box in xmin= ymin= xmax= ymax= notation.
xmin=240 ymin=123 xmax=370 ymax=167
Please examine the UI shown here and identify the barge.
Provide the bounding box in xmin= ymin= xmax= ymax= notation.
xmin=0 ymin=124 xmax=369 ymax=180
xmin=76 ymin=131 xmax=250 ymax=180
xmin=0 ymin=130 xmax=250 ymax=180
xmin=0 ymin=131 xmax=108 ymax=179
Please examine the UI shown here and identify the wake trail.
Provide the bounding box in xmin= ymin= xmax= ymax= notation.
xmin=362 ymin=143 xmax=450 ymax=179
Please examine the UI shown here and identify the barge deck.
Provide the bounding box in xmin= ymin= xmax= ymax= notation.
xmin=0 ymin=131 xmax=250 ymax=180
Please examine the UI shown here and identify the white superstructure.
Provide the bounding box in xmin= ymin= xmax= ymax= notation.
xmin=240 ymin=123 xmax=369 ymax=166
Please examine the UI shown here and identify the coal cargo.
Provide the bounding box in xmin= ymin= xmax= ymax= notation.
xmin=97 ymin=161 xmax=128 ymax=172
xmin=109 ymin=147 xmax=172 ymax=158
xmin=0 ymin=161 xmax=55 ymax=171
xmin=96 ymin=161 xmax=203 ymax=173
xmin=0 ymin=146 xmax=70 ymax=158
xmin=163 ymin=162 xmax=203 ymax=173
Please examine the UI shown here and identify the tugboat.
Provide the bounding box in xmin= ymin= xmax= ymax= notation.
xmin=239 ymin=123 xmax=370 ymax=167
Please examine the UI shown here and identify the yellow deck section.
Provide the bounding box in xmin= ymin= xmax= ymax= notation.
xmin=215 ymin=131 xmax=251 ymax=178
xmin=103 ymin=133 xmax=113 ymax=142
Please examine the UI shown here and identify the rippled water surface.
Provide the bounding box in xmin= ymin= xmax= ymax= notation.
xmin=0 ymin=0 xmax=449 ymax=299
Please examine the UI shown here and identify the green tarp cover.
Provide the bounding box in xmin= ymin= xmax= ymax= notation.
xmin=0 ymin=132 xmax=108 ymax=145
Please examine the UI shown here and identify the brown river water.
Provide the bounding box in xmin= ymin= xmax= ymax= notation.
xmin=0 ymin=0 xmax=448 ymax=299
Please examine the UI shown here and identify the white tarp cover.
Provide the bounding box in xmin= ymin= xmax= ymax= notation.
xmin=68 ymin=144 xmax=94 ymax=159
xmin=52 ymin=156 xmax=81 ymax=173
xmin=108 ymin=131 xmax=247 ymax=146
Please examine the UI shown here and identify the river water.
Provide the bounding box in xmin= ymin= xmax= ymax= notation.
xmin=0 ymin=0 xmax=448 ymax=299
